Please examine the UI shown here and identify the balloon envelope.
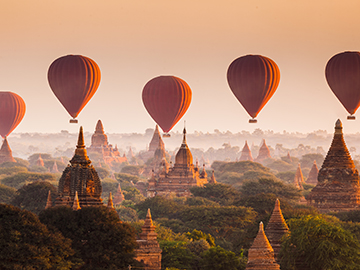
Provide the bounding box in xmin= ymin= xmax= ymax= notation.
xmin=48 ymin=55 xmax=101 ymax=119
xmin=0 ymin=92 xmax=26 ymax=138
xmin=142 ymin=76 xmax=192 ymax=133
xmin=325 ymin=51 xmax=360 ymax=116
xmin=227 ymin=55 xmax=280 ymax=119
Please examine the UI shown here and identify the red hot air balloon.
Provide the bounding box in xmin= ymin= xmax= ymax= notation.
xmin=325 ymin=51 xmax=360 ymax=120
xmin=47 ymin=55 xmax=101 ymax=123
xmin=0 ymin=92 xmax=26 ymax=138
xmin=227 ymin=55 xmax=280 ymax=123
xmin=142 ymin=76 xmax=192 ymax=136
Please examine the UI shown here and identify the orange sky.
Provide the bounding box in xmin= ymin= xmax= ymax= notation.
xmin=2 ymin=0 xmax=360 ymax=135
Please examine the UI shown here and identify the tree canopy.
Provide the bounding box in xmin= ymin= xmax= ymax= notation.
xmin=39 ymin=206 xmax=138 ymax=270
xmin=0 ymin=204 xmax=75 ymax=269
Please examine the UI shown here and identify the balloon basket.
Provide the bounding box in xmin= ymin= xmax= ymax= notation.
xmin=249 ymin=119 xmax=257 ymax=123
xmin=347 ymin=115 xmax=356 ymax=120
xmin=70 ymin=119 xmax=78 ymax=123
xmin=163 ymin=133 xmax=171 ymax=138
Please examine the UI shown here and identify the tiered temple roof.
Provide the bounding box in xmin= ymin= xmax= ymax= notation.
xmin=306 ymin=160 xmax=319 ymax=185
xmin=147 ymin=128 xmax=208 ymax=197
xmin=255 ymin=140 xmax=271 ymax=163
xmin=0 ymin=137 xmax=16 ymax=164
xmin=246 ymin=222 xmax=280 ymax=270
xmin=135 ymin=209 xmax=162 ymax=270
xmin=56 ymin=127 xmax=103 ymax=208
xmin=239 ymin=141 xmax=253 ymax=161
xmin=113 ymin=183 xmax=125 ymax=205
xmin=307 ymin=120 xmax=360 ymax=212
xmin=265 ymin=199 xmax=289 ymax=262
xmin=87 ymin=120 xmax=127 ymax=165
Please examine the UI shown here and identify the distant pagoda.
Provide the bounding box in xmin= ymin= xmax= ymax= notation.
xmin=246 ymin=222 xmax=280 ymax=270
xmin=293 ymin=164 xmax=304 ymax=190
xmin=113 ymin=183 xmax=125 ymax=205
xmin=307 ymin=119 xmax=360 ymax=212
xmin=255 ymin=139 xmax=271 ymax=163
xmin=36 ymin=154 xmax=45 ymax=167
xmin=87 ymin=120 xmax=127 ymax=165
xmin=0 ymin=137 xmax=16 ymax=164
xmin=239 ymin=141 xmax=253 ymax=161
xmin=135 ymin=209 xmax=162 ymax=270
xmin=265 ymin=199 xmax=289 ymax=262
xmin=306 ymin=160 xmax=319 ymax=185
xmin=56 ymin=127 xmax=103 ymax=208
xmin=209 ymin=170 xmax=217 ymax=184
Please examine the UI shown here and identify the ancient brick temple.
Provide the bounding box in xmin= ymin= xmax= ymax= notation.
xmin=307 ymin=119 xmax=360 ymax=212
xmin=135 ymin=209 xmax=162 ymax=270
xmin=239 ymin=141 xmax=253 ymax=161
xmin=139 ymin=125 xmax=167 ymax=162
xmin=306 ymin=160 xmax=319 ymax=185
xmin=87 ymin=120 xmax=127 ymax=165
xmin=113 ymin=183 xmax=125 ymax=205
xmin=255 ymin=139 xmax=271 ymax=163
xmin=144 ymin=134 xmax=169 ymax=177
xmin=36 ymin=154 xmax=45 ymax=167
xmin=265 ymin=199 xmax=289 ymax=263
xmin=246 ymin=222 xmax=280 ymax=270
xmin=147 ymin=128 xmax=208 ymax=197
xmin=0 ymin=137 xmax=16 ymax=164
xmin=293 ymin=164 xmax=304 ymax=189
xmin=56 ymin=127 xmax=103 ymax=207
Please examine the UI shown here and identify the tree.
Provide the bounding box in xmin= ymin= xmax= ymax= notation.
xmin=0 ymin=183 xmax=16 ymax=204
xmin=240 ymin=178 xmax=301 ymax=201
xmin=0 ymin=166 xmax=28 ymax=175
xmin=300 ymin=153 xmax=324 ymax=169
xmin=266 ymin=159 xmax=295 ymax=172
xmin=281 ymin=215 xmax=360 ymax=270
xmin=190 ymin=183 xmax=241 ymax=205
xmin=200 ymin=246 xmax=245 ymax=270
xmin=121 ymin=165 xmax=144 ymax=176
xmin=11 ymin=181 xmax=58 ymax=215
xmin=160 ymin=241 xmax=196 ymax=270
xmin=1 ymin=172 xmax=56 ymax=189
xmin=215 ymin=161 xmax=270 ymax=174
xmin=136 ymin=196 xmax=185 ymax=219
xmin=39 ymin=206 xmax=139 ymax=270
xmin=0 ymin=204 xmax=75 ymax=269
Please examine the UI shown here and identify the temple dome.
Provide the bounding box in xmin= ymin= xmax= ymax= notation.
xmin=175 ymin=128 xmax=193 ymax=166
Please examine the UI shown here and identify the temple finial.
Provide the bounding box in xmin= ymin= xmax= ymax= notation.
xmin=72 ymin=191 xmax=81 ymax=211
xmin=77 ymin=126 xmax=85 ymax=148
xmin=107 ymin=192 xmax=114 ymax=209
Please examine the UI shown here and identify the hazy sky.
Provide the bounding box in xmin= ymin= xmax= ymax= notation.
xmin=2 ymin=0 xmax=360 ymax=135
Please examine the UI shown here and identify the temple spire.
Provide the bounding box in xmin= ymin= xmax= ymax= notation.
xmin=71 ymin=126 xmax=90 ymax=165
xmin=72 ymin=191 xmax=81 ymax=211
xmin=107 ymin=192 xmax=114 ymax=209
xmin=246 ymin=222 xmax=280 ymax=269
xmin=45 ymin=190 xmax=52 ymax=209
xmin=182 ymin=127 xmax=187 ymax=145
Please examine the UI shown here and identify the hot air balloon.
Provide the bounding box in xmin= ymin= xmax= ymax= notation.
xmin=227 ymin=55 xmax=280 ymax=123
xmin=142 ymin=76 xmax=192 ymax=136
xmin=0 ymin=92 xmax=26 ymax=138
xmin=48 ymin=55 xmax=101 ymax=123
xmin=325 ymin=51 xmax=360 ymax=120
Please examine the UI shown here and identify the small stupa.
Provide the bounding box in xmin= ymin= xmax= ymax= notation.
xmin=255 ymin=140 xmax=271 ymax=163
xmin=51 ymin=161 xmax=59 ymax=173
xmin=0 ymin=137 xmax=16 ymax=164
xmin=135 ymin=209 xmax=162 ymax=270
xmin=306 ymin=160 xmax=319 ymax=185
xmin=307 ymin=120 xmax=360 ymax=212
xmin=209 ymin=170 xmax=217 ymax=184
xmin=36 ymin=154 xmax=45 ymax=167
xmin=113 ymin=183 xmax=125 ymax=205
xmin=107 ymin=192 xmax=114 ymax=209
xmin=56 ymin=127 xmax=103 ymax=208
xmin=294 ymin=164 xmax=304 ymax=189
xmin=45 ymin=190 xmax=52 ymax=209
xmin=246 ymin=222 xmax=280 ymax=270
xmin=265 ymin=199 xmax=289 ymax=262
xmin=239 ymin=141 xmax=253 ymax=161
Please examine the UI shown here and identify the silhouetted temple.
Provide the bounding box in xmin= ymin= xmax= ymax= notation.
xmin=255 ymin=139 xmax=271 ymax=163
xmin=0 ymin=137 xmax=16 ymax=164
xmin=265 ymin=199 xmax=289 ymax=262
xmin=56 ymin=127 xmax=103 ymax=208
xmin=239 ymin=141 xmax=253 ymax=161
xmin=307 ymin=120 xmax=360 ymax=212
xmin=135 ymin=209 xmax=162 ymax=270
xmin=306 ymin=160 xmax=319 ymax=185
xmin=87 ymin=120 xmax=127 ymax=165
xmin=246 ymin=222 xmax=280 ymax=270
xmin=147 ymin=128 xmax=208 ymax=197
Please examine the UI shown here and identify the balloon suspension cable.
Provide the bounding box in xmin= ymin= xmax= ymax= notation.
xmin=347 ymin=115 xmax=356 ymax=120
xmin=249 ymin=118 xmax=257 ymax=123
xmin=70 ymin=118 xmax=78 ymax=124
